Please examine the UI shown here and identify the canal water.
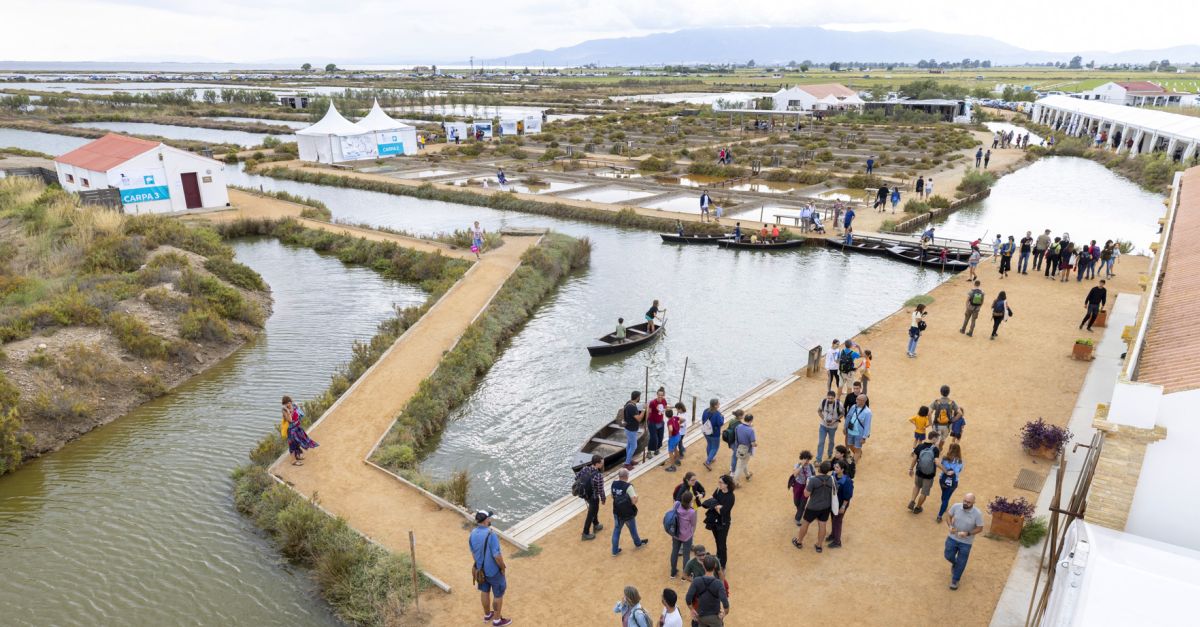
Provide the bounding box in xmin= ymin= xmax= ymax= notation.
xmin=0 ymin=239 xmax=426 ymax=626
xmin=68 ymin=121 xmax=292 ymax=148
xmin=0 ymin=127 xmax=89 ymax=155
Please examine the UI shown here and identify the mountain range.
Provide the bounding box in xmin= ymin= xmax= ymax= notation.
xmin=484 ymin=27 xmax=1200 ymax=67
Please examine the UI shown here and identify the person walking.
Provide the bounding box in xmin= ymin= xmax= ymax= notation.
xmin=925 ymin=178 xmax=933 ymax=199
xmin=790 ymin=450 xmax=816 ymax=524
xmin=613 ymin=586 xmax=652 ymax=627
xmin=843 ymin=206 xmax=855 ymax=234
xmin=648 ymin=387 xmax=668 ymax=461
xmin=827 ymin=458 xmax=854 ymax=548
xmin=701 ymin=475 xmax=735 ymax=568
xmin=622 ymin=391 xmax=645 ymax=469
xmin=866 ymin=155 xmax=875 ymax=175
xmin=472 ymin=221 xmax=486 ymax=259
xmin=890 ymin=186 xmax=901 ymax=212
xmin=731 ymin=413 xmax=757 ymax=485
xmin=469 ymin=510 xmax=512 ymax=626
xmin=660 ymin=589 xmax=684 ymax=627
xmin=984 ymin=149 xmax=991 ymax=169
xmin=1033 ymin=229 xmax=1050 ymax=272
xmin=909 ymin=405 xmax=931 ymax=443
xmin=936 ymin=443 xmax=964 ymax=523
xmin=1100 ymin=240 xmax=1116 ymax=278
xmin=944 ymin=493 xmax=984 ymax=590
xmin=578 ymin=454 xmax=606 ymax=540
xmin=929 ymin=385 xmax=958 ymax=440
xmin=1018 ymin=231 xmax=1033 ymax=274
xmin=1080 ymin=279 xmax=1108 ymax=331
xmin=915 ymin=175 xmax=925 ymax=199
xmin=816 ymin=390 xmax=842 ymax=462
xmin=669 ymin=491 xmax=698 ymax=579
xmin=1075 ymin=244 xmax=1091 ymax=282
xmin=700 ymin=399 xmax=724 ymax=471
xmin=792 ymin=461 xmax=835 ymax=553
xmin=999 ymin=236 xmax=1015 ymax=278
xmin=282 ymin=395 xmax=317 ymax=466
xmin=1086 ymin=240 xmax=1100 ymax=280
xmin=907 ymin=303 xmax=928 ymax=358
xmin=685 ymin=555 xmax=730 ymax=627
xmin=961 ymin=280 xmax=984 ymax=336
xmin=700 ymin=190 xmax=711 ymax=223
xmin=967 ymin=246 xmax=981 ymax=282
xmin=874 ymin=184 xmax=889 ymax=211
xmin=1045 ymin=237 xmax=1061 ymax=278
xmin=908 ymin=432 xmax=941 ymax=515
xmin=611 ymin=468 xmax=648 ymax=555
xmin=665 ymin=407 xmax=684 ymax=472
xmin=845 ymin=394 xmax=873 ymax=460
xmin=974 ymin=147 xmax=983 ymax=168
xmin=990 ymin=291 xmax=1012 ymax=340
xmin=949 ymin=407 xmax=967 ymax=444
xmin=824 ymin=339 xmax=843 ymax=395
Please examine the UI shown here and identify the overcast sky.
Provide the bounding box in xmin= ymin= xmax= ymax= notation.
xmin=3 ymin=0 xmax=1196 ymax=63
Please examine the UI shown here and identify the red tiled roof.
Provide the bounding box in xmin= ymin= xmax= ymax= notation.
xmin=54 ymin=133 xmax=158 ymax=171
xmin=1115 ymin=81 xmax=1166 ymax=94
xmin=1136 ymin=166 xmax=1200 ymax=392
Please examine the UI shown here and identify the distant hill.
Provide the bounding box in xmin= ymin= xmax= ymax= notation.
xmin=484 ymin=26 xmax=1200 ymax=67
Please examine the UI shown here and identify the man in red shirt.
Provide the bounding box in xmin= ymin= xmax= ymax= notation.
xmin=648 ymin=387 xmax=669 ymax=460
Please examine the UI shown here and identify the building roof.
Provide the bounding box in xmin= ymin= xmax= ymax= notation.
xmin=296 ymin=102 xmax=363 ymax=137
xmin=797 ymin=83 xmax=858 ymax=99
xmin=54 ymin=133 xmax=158 ymax=171
xmin=1037 ymin=95 xmax=1200 ymax=144
xmin=355 ymin=99 xmax=413 ymax=132
xmin=1135 ymin=166 xmax=1200 ymax=392
xmin=1115 ymin=81 xmax=1167 ymax=93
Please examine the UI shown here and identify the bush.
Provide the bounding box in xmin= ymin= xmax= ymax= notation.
xmin=203 ymin=257 xmax=267 ymax=291
xmin=55 ymin=343 xmax=120 ymax=386
xmin=638 ymin=156 xmax=671 ymax=172
xmin=928 ymin=195 xmax=951 ymax=209
xmin=956 ymin=170 xmax=996 ymax=197
xmin=26 ymin=390 xmax=93 ymax=422
xmin=178 ymin=268 xmax=264 ymax=325
xmin=179 ymin=307 xmax=233 ymax=342
xmin=1020 ymin=516 xmax=1049 ymax=547
xmin=903 ymin=199 xmax=931 ymax=214
xmin=106 ymin=311 xmax=169 ymax=359
xmin=0 ymin=407 xmax=33 ymax=476
xmin=143 ymin=286 xmax=189 ymax=312
xmin=85 ymin=234 xmax=147 ymax=273
xmin=134 ymin=373 xmax=168 ymax=398
xmin=1020 ymin=418 xmax=1072 ymax=454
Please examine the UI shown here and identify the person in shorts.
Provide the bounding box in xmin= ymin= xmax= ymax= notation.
xmin=792 ymin=461 xmax=835 ymax=553
xmin=909 ymin=405 xmax=930 ymax=443
xmin=665 ymin=408 xmax=683 ymax=472
xmin=949 ymin=408 xmax=966 ymax=443
xmin=469 ymin=510 xmax=512 ymax=626
xmin=908 ymin=435 xmax=941 ymax=515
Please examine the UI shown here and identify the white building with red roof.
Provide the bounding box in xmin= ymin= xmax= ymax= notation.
xmin=1077 ymin=81 xmax=1190 ymax=107
xmin=54 ymin=133 xmax=228 ymax=214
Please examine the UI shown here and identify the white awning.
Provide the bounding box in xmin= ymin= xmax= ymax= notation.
xmin=296 ymin=102 xmax=362 ymax=137
xmin=355 ymin=99 xmax=414 ymax=132
xmin=1037 ymin=95 xmax=1200 ymax=143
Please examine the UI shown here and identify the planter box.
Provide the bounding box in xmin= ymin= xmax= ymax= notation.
xmin=1026 ymin=445 xmax=1059 ymax=460
xmin=1093 ymin=310 xmax=1108 ymax=328
xmin=1072 ymin=343 xmax=1094 ymax=361
xmin=990 ymin=511 xmax=1024 ymax=540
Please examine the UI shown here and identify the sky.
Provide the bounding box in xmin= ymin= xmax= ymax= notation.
xmin=2 ymin=0 xmax=1197 ymax=63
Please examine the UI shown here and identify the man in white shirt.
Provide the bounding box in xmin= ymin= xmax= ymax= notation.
xmin=661 ymin=588 xmax=684 ymax=627
xmin=824 ymin=339 xmax=842 ymax=396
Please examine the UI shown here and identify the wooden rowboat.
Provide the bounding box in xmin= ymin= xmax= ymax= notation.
xmin=717 ymin=237 xmax=807 ymax=250
xmin=887 ymin=246 xmax=970 ymax=271
xmin=824 ymin=237 xmax=894 ymax=255
xmin=659 ymin=233 xmax=730 ymax=244
xmin=587 ymin=321 xmax=665 ymax=357
xmin=571 ymin=420 xmax=645 ymax=473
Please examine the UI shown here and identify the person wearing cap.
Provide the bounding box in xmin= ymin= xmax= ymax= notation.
xmin=469 ymin=510 xmax=512 ymax=626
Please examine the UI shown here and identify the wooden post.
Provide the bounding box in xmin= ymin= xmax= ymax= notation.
xmin=409 ymin=531 xmax=420 ymax=611
xmin=691 ymin=396 xmax=697 ymax=426
xmin=642 ymin=366 xmax=650 ymax=463
xmin=677 ymin=357 xmax=689 ymax=404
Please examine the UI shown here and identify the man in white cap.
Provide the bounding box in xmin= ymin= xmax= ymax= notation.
xmin=469 ymin=510 xmax=512 ymax=626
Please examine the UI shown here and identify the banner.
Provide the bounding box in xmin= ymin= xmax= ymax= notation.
xmin=376 ymin=131 xmax=406 ymax=156
xmin=523 ymin=115 xmax=542 ymax=134
xmin=499 ymin=119 xmax=518 ymax=136
xmin=338 ymin=134 xmax=378 ymax=161
xmin=114 ymin=169 xmax=170 ymax=205
xmin=469 ymin=122 xmax=493 ymax=139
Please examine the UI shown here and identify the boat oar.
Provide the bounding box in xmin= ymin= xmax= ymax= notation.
xmin=677 ymin=356 xmax=689 ymax=405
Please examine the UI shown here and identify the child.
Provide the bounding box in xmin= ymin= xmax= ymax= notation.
xmin=661 ymin=588 xmax=683 ymax=627
xmin=790 ymin=450 xmax=815 ymax=525
xmin=909 ymin=406 xmax=930 ymax=443
xmin=665 ymin=409 xmax=683 ymax=472
xmin=950 ymin=407 xmax=967 ymax=443
xmin=860 ymin=349 xmax=873 ymax=395
xmin=673 ymin=401 xmax=688 ymax=459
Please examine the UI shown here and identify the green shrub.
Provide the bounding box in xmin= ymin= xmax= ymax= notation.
xmin=178 ymin=268 xmax=263 ymax=325
xmin=26 ymin=350 xmax=54 ymax=368
xmin=143 ymin=286 xmax=188 ymax=312
xmin=26 ymin=390 xmax=93 ymax=422
xmin=179 ymin=307 xmax=232 ymax=342
xmin=55 ymin=343 xmax=120 ymax=386
xmin=904 ymin=199 xmax=931 ymax=214
xmin=134 ymin=373 xmax=168 ymax=398
xmin=0 ymin=407 xmax=33 ymax=476
xmin=204 ymin=257 xmax=267 ymax=291
xmin=686 ymin=162 xmax=748 ymax=178
xmin=85 ymin=234 xmax=147 ymax=273
xmin=928 ymin=195 xmax=951 ymax=209
xmin=956 ymin=170 xmax=997 ymax=197
xmin=106 ymin=311 xmax=169 ymax=359
xmin=1020 ymin=516 xmax=1049 ymax=547
xmin=638 ymin=156 xmax=671 ymax=172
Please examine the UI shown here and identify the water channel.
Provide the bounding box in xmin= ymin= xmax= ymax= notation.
xmin=0 ymin=240 xmax=426 ymax=626
xmin=69 ymin=121 xmax=292 ymax=148
xmin=0 ymin=127 xmax=90 ymax=155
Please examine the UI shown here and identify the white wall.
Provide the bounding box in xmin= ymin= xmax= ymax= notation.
xmin=1125 ymin=387 xmax=1200 ymax=550
xmin=54 ymin=162 xmax=109 ymax=194
xmin=110 ymin=146 xmax=227 ymax=214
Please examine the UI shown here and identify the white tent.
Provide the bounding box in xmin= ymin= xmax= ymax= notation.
xmin=355 ymin=99 xmax=417 ymax=157
xmin=296 ymin=102 xmax=370 ymax=163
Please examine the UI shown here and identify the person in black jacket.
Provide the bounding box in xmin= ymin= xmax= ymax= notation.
xmin=685 ymin=554 xmax=729 ymax=625
xmin=673 ymin=471 xmax=707 ymax=504
xmin=702 ymin=475 xmax=736 ymax=569
xmin=1080 ymin=280 xmax=1108 ymax=331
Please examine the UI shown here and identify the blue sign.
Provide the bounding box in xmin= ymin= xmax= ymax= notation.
xmin=377 ymin=141 xmax=405 ymax=156
xmin=120 ymin=185 xmax=171 ymax=204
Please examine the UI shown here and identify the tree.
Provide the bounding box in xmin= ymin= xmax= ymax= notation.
xmin=800 ymin=63 xmax=810 ymax=72
xmin=1068 ymin=55 xmax=1082 ymax=69
xmin=1086 ymin=60 xmax=1095 ymax=69
xmin=829 ymin=61 xmax=841 ymax=71
xmin=301 ymin=63 xmax=312 ymax=71
xmin=1161 ymin=59 xmax=1171 ymax=68
xmin=1148 ymin=60 xmax=1159 ymax=70
xmin=746 ymin=59 xmax=756 ymax=68
xmin=324 ymin=63 xmax=338 ymax=72
xmin=786 ymin=60 xmax=797 ymax=68
xmin=981 ymin=60 xmax=992 ymax=68
xmin=202 ymin=90 xmax=218 ymax=104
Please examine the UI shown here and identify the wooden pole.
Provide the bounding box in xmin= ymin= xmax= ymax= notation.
xmin=677 ymin=357 xmax=689 ymax=404
xmin=642 ymin=365 xmax=650 ymax=463
xmin=408 ymin=530 xmax=420 ymax=612
xmin=691 ymin=395 xmax=697 ymax=426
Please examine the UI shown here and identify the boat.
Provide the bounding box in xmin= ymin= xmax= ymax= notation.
xmin=887 ymin=245 xmax=970 ymax=271
xmin=659 ymin=233 xmax=730 ymax=244
xmin=717 ymin=237 xmax=807 ymax=250
xmin=571 ymin=420 xmax=645 ymax=473
xmin=587 ymin=321 xmax=665 ymax=357
xmin=824 ymin=237 xmax=894 ymax=255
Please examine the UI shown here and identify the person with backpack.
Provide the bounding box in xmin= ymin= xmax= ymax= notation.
xmin=793 ymin=461 xmax=835 ymax=553
xmin=790 ymin=450 xmax=816 ymax=525
xmin=929 ymin=385 xmax=958 ymax=440
xmin=907 ymin=303 xmax=928 ymax=358
xmin=574 ymin=454 xmax=606 ymax=541
xmin=731 ymin=414 xmax=757 ymax=485
xmin=700 ymin=399 xmax=724 ymax=472
xmin=960 ymin=280 xmax=985 ymax=337
xmin=1044 ymin=237 xmax=1061 ymax=278
xmin=936 ymin=443 xmax=964 ymax=523
xmin=613 ymin=585 xmax=652 ymax=627
xmin=836 ymin=340 xmax=861 ymax=397
xmin=668 ymin=491 xmax=698 ymax=579
xmin=622 ymin=391 xmax=645 ymax=469
xmin=815 ymin=391 xmax=842 ymax=462
xmin=827 ymin=458 xmax=854 ymax=549
xmin=989 ymin=290 xmax=1013 ymax=340
xmin=1075 ymin=244 xmax=1092 ymax=282
xmin=701 ymin=475 xmax=736 ymax=568
xmin=469 ymin=510 xmax=512 ymax=626
xmin=661 ymin=588 xmax=684 ymax=627
xmin=721 ymin=409 xmax=745 ymax=473
xmin=611 ymin=468 xmax=648 ymax=556
xmin=685 ymin=554 xmax=730 ymax=626
xmin=908 ymin=433 xmax=942 ymax=515
xmin=845 ymin=394 xmax=873 ymax=460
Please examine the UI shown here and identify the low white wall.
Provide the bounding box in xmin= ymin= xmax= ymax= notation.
xmin=1125 ymin=387 xmax=1200 ymax=550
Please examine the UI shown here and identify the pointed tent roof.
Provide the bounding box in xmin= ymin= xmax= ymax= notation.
xmin=355 ymin=99 xmax=413 ymax=132
xmin=296 ymin=102 xmax=362 ymax=137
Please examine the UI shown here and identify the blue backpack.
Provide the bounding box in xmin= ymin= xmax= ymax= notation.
xmin=663 ymin=507 xmax=679 ymax=537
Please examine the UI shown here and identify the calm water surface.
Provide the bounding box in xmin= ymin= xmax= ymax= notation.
xmin=0 ymin=240 xmax=425 ymax=626
xmin=0 ymin=127 xmax=89 ymax=155
xmin=69 ymin=121 xmax=292 ymax=148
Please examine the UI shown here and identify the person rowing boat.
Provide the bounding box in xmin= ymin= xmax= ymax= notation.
xmin=646 ymin=300 xmax=666 ymax=332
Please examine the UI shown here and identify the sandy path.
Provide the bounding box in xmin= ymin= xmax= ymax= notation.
xmin=418 ymin=257 xmax=1148 ymax=626
xmin=272 ymin=234 xmax=539 ymax=587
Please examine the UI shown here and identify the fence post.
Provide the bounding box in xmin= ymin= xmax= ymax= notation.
xmin=409 ymin=531 xmax=420 ymax=612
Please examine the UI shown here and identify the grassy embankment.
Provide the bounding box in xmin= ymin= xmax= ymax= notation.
xmin=0 ymin=177 xmax=267 ymax=474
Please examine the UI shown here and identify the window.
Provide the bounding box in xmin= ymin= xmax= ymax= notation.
xmin=81 ymin=178 xmax=89 ymax=188
xmin=65 ymin=174 xmax=74 ymax=183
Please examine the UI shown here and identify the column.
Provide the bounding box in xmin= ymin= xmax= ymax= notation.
xmin=1116 ymin=124 xmax=1132 ymax=154
xmin=1165 ymin=138 xmax=1177 ymax=158
xmin=1182 ymin=141 xmax=1197 ymax=163
xmin=1147 ymin=132 xmax=1159 ymax=155
xmin=1087 ymin=419 xmax=1167 ymax=532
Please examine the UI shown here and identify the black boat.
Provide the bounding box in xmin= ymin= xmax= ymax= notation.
xmin=824 ymin=237 xmax=894 ymax=255
xmin=571 ymin=421 xmax=645 ymax=472
xmin=659 ymin=233 xmax=730 ymax=244
xmin=587 ymin=321 xmax=665 ymax=357
xmin=717 ymin=237 xmax=807 ymax=250
xmin=887 ymin=246 xmax=970 ymax=271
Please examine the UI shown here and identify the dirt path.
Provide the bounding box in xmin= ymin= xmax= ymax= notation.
xmin=418 ymin=256 xmax=1148 ymax=626
xmin=272 ymin=233 xmax=540 ymax=588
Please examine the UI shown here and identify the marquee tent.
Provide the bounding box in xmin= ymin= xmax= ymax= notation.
xmin=296 ymin=102 xmax=369 ymax=163
xmin=355 ymin=100 xmax=417 ymax=157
